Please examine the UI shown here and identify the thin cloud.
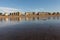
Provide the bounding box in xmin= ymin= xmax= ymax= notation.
xmin=0 ymin=7 xmax=21 ymax=13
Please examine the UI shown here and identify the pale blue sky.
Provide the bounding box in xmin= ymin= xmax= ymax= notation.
xmin=0 ymin=0 xmax=60 ymax=12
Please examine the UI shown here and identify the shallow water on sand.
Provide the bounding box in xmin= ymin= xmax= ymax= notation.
xmin=0 ymin=17 xmax=60 ymax=40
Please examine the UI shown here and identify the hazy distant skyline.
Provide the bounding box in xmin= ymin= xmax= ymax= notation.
xmin=0 ymin=0 xmax=60 ymax=12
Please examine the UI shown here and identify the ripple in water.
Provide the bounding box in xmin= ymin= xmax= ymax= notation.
xmin=0 ymin=17 xmax=60 ymax=40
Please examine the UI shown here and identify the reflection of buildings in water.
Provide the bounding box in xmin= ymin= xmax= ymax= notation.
xmin=25 ymin=17 xmax=28 ymax=21
xmin=37 ymin=17 xmax=39 ymax=20
xmin=41 ymin=18 xmax=47 ymax=21
xmin=9 ymin=18 xmax=12 ymax=21
xmin=4 ymin=18 xmax=9 ymax=21
xmin=51 ymin=17 xmax=60 ymax=20
xmin=15 ymin=17 xmax=20 ymax=21
xmin=57 ymin=16 xmax=59 ymax=20
xmin=10 ymin=17 xmax=16 ymax=21
xmin=32 ymin=17 xmax=35 ymax=21
xmin=0 ymin=18 xmax=3 ymax=22
xmin=53 ymin=17 xmax=56 ymax=19
xmin=25 ymin=17 xmax=31 ymax=21
xmin=52 ymin=16 xmax=60 ymax=20
xmin=1 ymin=17 xmax=60 ymax=22
xmin=19 ymin=17 xmax=22 ymax=21
xmin=46 ymin=17 xmax=60 ymax=20
xmin=9 ymin=17 xmax=20 ymax=21
xmin=48 ymin=17 xmax=51 ymax=20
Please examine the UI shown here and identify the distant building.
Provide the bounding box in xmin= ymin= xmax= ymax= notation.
xmin=25 ymin=12 xmax=36 ymax=16
xmin=4 ymin=13 xmax=9 ymax=16
xmin=25 ymin=12 xmax=32 ymax=16
xmin=37 ymin=12 xmax=49 ymax=15
xmin=9 ymin=12 xmax=22 ymax=16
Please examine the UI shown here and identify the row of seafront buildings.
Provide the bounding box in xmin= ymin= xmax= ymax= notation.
xmin=0 ymin=12 xmax=60 ymax=16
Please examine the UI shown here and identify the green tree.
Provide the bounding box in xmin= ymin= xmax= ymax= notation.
xmin=48 ymin=13 xmax=51 ymax=15
xmin=32 ymin=12 xmax=35 ymax=15
xmin=57 ymin=12 xmax=59 ymax=15
xmin=36 ymin=12 xmax=39 ymax=15
xmin=0 ymin=13 xmax=2 ymax=15
xmin=52 ymin=12 xmax=55 ymax=15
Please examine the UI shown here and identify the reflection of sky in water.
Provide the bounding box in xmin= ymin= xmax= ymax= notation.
xmin=0 ymin=21 xmax=19 ymax=27
xmin=0 ymin=17 xmax=60 ymax=27
xmin=0 ymin=17 xmax=60 ymax=40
